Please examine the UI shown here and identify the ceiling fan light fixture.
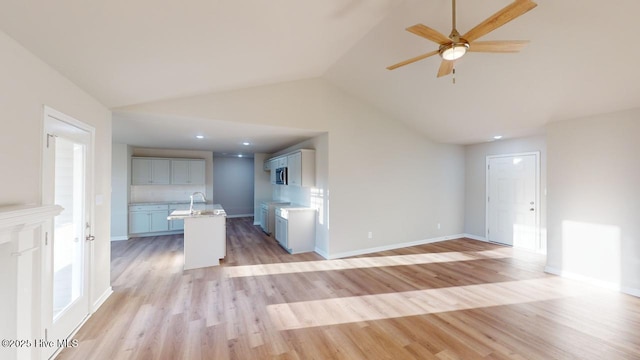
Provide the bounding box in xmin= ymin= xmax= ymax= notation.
xmin=440 ymin=42 xmax=469 ymax=61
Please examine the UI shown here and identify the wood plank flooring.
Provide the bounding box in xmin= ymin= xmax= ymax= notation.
xmin=58 ymin=218 xmax=640 ymax=359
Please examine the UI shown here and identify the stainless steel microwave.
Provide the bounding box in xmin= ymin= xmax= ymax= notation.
xmin=275 ymin=167 xmax=288 ymax=185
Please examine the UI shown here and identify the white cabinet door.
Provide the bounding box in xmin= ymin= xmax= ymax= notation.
xmin=171 ymin=159 xmax=205 ymax=184
xmin=129 ymin=212 xmax=150 ymax=233
xmin=188 ymin=160 xmax=206 ymax=184
xmin=260 ymin=207 xmax=269 ymax=233
xmin=151 ymin=159 xmax=171 ymax=184
xmin=171 ymin=159 xmax=190 ymax=184
xmin=287 ymin=152 xmax=302 ymax=186
xmin=149 ymin=210 xmax=169 ymax=232
xmin=132 ymin=158 xmax=170 ymax=185
xmin=275 ymin=215 xmax=288 ymax=249
xmin=131 ymin=158 xmax=152 ymax=185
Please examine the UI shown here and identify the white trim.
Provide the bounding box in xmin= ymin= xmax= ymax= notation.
xmin=463 ymin=233 xmax=488 ymax=242
xmin=544 ymin=266 xmax=640 ymax=297
xmin=486 ymin=151 xmax=541 ymax=250
xmin=0 ymin=205 xmax=63 ymax=240
xmin=42 ymin=106 xmax=96 ymax=359
xmin=621 ymin=286 xmax=640 ymax=298
xmin=110 ymin=236 xmax=128 ymax=241
xmin=92 ymin=287 xmax=113 ymax=312
xmin=227 ymin=214 xmax=254 ymax=219
xmin=314 ymin=247 xmax=330 ymax=260
xmin=325 ymin=234 xmax=465 ymax=260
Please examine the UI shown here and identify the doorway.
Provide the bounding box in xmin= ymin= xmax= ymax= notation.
xmin=42 ymin=107 xmax=94 ymax=358
xmin=486 ymin=152 xmax=541 ymax=251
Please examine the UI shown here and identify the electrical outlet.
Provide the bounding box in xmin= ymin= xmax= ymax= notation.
xmin=368 ymin=231 xmax=373 ymax=239
xmin=437 ymin=223 xmax=441 ymax=230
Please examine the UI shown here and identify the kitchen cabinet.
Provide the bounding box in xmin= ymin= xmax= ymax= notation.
xmin=259 ymin=204 xmax=269 ymax=233
xmin=266 ymin=149 xmax=315 ymax=187
xmin=132 ymin=158 xmax=171 ymax=185
xmin=274 ymin=206 xmax=316 ymax=254
xmin=171 ymin=159 xmax=205 ymax=185
xmin=260 ymin=201 xmax=290 ymax=235
xmin=274 ymin=156 xmax=288 ymax=169
xmin=168 ymin=204 xmax=187 ymax=231
xmin=263 ymin=159 xmax=272 ymax=171
xmin=275 ymin=215 xmax=288 ymax=247
xmin=287 ymin=149 xmax=315 ymax=187
xmin=129 ymin=204 xmax=169 ymax=234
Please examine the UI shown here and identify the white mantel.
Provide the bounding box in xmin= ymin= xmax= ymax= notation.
xmin=0 ymin=204 xmax=62 ymax=360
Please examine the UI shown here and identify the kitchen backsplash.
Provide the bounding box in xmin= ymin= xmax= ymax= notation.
xmin=131 ymin=185 xmax=206 ymax=203
xmin=273 ymin=185 xmax=311 ymax=207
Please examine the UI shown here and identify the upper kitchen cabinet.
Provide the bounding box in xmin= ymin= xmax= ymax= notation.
xmin=265 ymin=149 xmax=315 ymax=187
xmin=287 ymin=149 xmax=315 ymax=187
xmin=171 ymin=159 xmax=205 ymax=185
xmin=132 ymin=158 xmax=171 ymax=185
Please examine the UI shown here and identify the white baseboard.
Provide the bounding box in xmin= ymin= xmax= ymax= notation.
xmin=227 ymin=214 xmax=253 ymax=219
xmin=92 ymin=286 xmax=113 ymax=312
xmin=545 ymin=266 xmax=640 ymax=298
xmin=621 ymin=286 xmax=640 ymax=298
xmin=325 ymin=234 xmax=465 ymax=260
xmin=463 ymin=233 xmax=488 ymax=242
xmin=110 ymin=235 xmax=128 ymax=241
xmin=314 ymin=247 xmax=329 ymax=260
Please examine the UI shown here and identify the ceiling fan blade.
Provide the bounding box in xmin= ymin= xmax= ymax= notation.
xmin=407 ymin=24 xmax=451 ymax=45
xmin=387 ymin=50 xmax=440 ymax=70
xmin=437 ymin=60 xmax=455 ymax=78
xmin=462 ymin=0 xmax=537 ymax=43
xmin=468 ymin=40 xmax=530 ymax=53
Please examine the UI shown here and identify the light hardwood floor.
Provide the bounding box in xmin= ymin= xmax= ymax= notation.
xmin=58 ymin=218 xmax=640 ymax=359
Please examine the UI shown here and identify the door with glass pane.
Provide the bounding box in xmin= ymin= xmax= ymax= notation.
xmin=42 ymin=107 xmax=94 ymax=358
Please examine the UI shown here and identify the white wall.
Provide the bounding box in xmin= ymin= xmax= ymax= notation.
xmin=130 ymin=147 xmax=213 ymax=203
xmin=546 ymin=108 xmax=640 ymax=295
xmin=117 ymin=78 xmax=466 ymax=258
xmin=464 ymin=135 xmax=547 ymax=243
xmin=111 ymin=143 xmax=129 ymax=240
xmin=212 ymin=156 xmax=254 ymax=216
xmin=0 ymin=28 xmax=112 ymax=330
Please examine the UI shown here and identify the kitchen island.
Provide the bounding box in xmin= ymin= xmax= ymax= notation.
xmin=167 ymin=204 xmax=227 ymax=270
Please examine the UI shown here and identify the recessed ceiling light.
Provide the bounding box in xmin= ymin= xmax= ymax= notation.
xmin=242 ymin=142 xmax=250 ymax=146
xmin=238 ymin=154 xmax=243 ymax=158
xmin=493 ymin=135 xmax=503 ymax=140
xmin=195 ymin=135 xmax=204 ymax=139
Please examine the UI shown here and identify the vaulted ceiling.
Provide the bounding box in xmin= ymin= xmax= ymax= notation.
xmin=2 ymin=0 xmax=639 ymax=150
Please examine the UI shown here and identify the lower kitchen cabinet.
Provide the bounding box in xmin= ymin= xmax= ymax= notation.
xmin=129 ymin=202 xmax=207 ymax=236
xmin=259 ymin=204 xmax=269 ymax=233
xmin=274 ymin=207 xmax=316 ymax=254
xmin=129 ymin=204 xmax=169 ymax=234
xmin=168 ymin=204 xmax=188 ymax=231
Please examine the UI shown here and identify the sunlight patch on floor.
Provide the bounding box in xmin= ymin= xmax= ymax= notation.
xmin=267 ymin=277 xmax=594 ymax=330
xmin=225 ymin=249 xmax=514 ymax=278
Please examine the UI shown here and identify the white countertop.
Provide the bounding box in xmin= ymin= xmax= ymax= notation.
xmin=167 ymin=204 xmax=226 ymax=219
xmin=130 ymin=201 xmax=211 ymax=206
xmin=275 ymin=204 xmax=315 ymax=211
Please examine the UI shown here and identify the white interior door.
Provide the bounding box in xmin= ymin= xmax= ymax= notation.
xmin=487 ymin=153 xmax=539 ymax=250
xmin=42 ymin=107 xmax=94 ymax=358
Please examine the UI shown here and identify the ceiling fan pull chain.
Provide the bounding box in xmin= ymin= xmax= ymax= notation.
xmin=452 ymin=67 xmax=456 ymax=84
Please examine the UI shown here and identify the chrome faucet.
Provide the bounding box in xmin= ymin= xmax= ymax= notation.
xmin=190 ymin=192 xmax=207 ymax=214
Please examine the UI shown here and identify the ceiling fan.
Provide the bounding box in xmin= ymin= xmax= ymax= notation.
xmin=387 ymin=0 xmax=537 ymax=78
